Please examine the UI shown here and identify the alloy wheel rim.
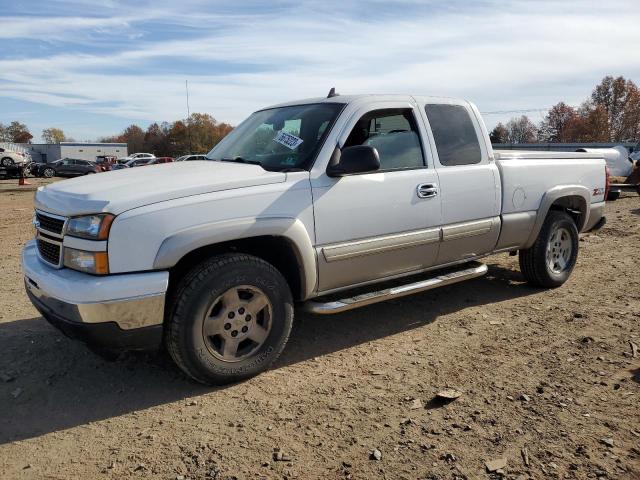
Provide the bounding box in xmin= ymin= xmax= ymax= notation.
xmin=546 ymin=226 xmax=572 ymax=274
xmin=202 ymin=285 xmax=272 ymax=362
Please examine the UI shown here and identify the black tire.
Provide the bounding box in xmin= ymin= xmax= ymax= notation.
xmin=1 ymin=157 xmax=14 ymax=167
xmin=43 ymin=168 xmax=55 ymax=178
xmin=166 ymin=253 xmax=294 ymax=385
xmin=519 ymin=210 xmax=579 ymax=288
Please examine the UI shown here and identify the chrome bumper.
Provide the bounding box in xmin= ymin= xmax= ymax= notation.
xmin=22 ymin=240 xmax=168 ymax=331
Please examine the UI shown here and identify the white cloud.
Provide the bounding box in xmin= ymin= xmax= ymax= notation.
xmin=1 ymin=0 xmax=640 ymax=138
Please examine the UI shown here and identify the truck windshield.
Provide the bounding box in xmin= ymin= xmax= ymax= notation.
xmin=206 ymin=103 xmax=344 ymax=171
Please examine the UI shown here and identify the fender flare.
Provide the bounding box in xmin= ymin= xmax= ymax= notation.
xmin=524 ymin=185 xmax=591 ymax=248
xmin=153 ymin=217 xmax=317 ymax=299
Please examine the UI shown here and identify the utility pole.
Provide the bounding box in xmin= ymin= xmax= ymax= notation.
xmin=186 ymin=80 xmax=192 ymax=154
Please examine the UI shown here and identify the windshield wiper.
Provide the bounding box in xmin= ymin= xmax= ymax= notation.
xmin=219 ymin=156 xmax=262 ymax=166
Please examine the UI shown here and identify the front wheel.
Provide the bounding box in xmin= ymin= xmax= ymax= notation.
xmin=1 ymin=157 xmax=14 ymax=167
xmin=519 ymin=210 xmax=579 ymax=288
xmin=166 ymin=253 xmax=294 ymax=385
xmin=43 ymin=168 xmax=55 ymax=178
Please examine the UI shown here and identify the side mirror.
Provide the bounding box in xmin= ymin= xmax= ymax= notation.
xmin=326 ymin=145 xmax=380 ymax=177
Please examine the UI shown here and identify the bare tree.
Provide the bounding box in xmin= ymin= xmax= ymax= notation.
xmin=588 ymin=76 xmax=640 ymax=142
xmin=505 ymin=116 xmax=538 ymax=144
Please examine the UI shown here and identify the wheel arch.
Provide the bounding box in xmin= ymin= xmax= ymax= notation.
xmin=154 ymin=217 xmax=317 ymax=301
xmin=525 ymin=185 xmax=590 ymax=248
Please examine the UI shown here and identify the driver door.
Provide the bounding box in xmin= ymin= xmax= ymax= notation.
xmin=311 ymin=102 xmax=442 ymax=293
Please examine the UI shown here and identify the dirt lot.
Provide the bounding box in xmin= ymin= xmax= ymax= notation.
xmin=0 ymin=182 xmax=638 ymax=480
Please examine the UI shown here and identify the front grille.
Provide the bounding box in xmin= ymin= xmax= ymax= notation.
xmin=37 ymin=238 xmax=61 ymax=266
xmin=36 ymin=212 xmax=65 ymax=235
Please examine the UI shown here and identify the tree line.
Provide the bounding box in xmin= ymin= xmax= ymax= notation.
xmin=0 ymin=113 xmax=233 ymax=157
xmin=490 ymin=76 xmax=640 ymax=144
xmin=99 ymin=113 xmax=233 ymax=156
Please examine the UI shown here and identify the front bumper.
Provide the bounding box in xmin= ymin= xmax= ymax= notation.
xmin=22 ymin=240 xmax=169 ymax=351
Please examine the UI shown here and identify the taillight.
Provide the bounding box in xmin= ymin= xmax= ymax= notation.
xmin=604 ymin=166 xmax=611 ymax=200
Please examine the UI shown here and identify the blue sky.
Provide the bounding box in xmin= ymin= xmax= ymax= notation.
xmin=1 ymin=0 xmax=639 ymax=142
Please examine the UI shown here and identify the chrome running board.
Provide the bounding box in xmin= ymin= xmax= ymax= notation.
xmin=304 ymin=262 xmax=488 ymax=314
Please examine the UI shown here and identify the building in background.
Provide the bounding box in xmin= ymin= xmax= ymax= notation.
xmin=18 ymin=142 xmax=128 ymax=163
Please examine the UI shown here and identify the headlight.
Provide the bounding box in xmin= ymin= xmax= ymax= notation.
xmin=63 ymin=248 xmax=109 ymax=275
xmin=66 ymin=214 xmax=114 ymax=240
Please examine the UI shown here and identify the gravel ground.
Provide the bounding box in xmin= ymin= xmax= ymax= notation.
xmin=0 ymin=184 xmax=638 ymax=480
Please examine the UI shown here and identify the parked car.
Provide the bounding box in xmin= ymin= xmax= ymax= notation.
xmin=32 ymin=158 xmax=101 ymax=177
xmin=111 ymin=158 xmax=152 ymax=170
xmin=176 ymin=154 xmax=208 ymax=162
xmin=147 ymin=157 xmax=174 ymax=165
xmin=0 ymin=146 xmax=28 ymax=167
xmin=95 ymin=155 xmax=118 ymax=171
xmin=23 ymin=93 xmax=608 ymax=386
xmin=116 ymin=152 xmax=155 ymax=163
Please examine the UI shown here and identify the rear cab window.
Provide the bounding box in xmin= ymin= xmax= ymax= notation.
xmin=424 ymin=104 xmax=482 ymax=166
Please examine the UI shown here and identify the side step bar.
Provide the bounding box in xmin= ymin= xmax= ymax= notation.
xmin=304 ymin=262 xmax=488 ymax=314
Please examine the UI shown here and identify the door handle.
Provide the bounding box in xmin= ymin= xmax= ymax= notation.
xmin=417 ymin=183 xmax=438 ymax=199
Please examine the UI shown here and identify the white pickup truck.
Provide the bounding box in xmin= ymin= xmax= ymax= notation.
xmin=22 ymin=93 xmax=608 ymax=385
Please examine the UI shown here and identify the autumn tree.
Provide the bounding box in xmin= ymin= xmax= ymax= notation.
xmin=562 ymin=104 xmax=610 ymax=142
xmin=538 ymin=102 xmax=577 ymax=142
xmin=42 ymin=127 xmax=67 ymax=144
xmin=168 ymin=120 xmax=189 ymax=155
xmin=5 ymin=121 xmax=33 ymax=143
xmin=489 ymin=123 xmax=509 ymax=143
xmin=505 ymin=115 xmax=538 ymax=143
xmin=586 ymin=75 xmax=640 ymax=142
xmin=184 ymin=113 xmax=233 ymax=154
xmin=144 ymin=122 xmax=171 ymax=155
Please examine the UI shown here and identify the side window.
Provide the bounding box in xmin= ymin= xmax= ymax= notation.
xmin=344 ymin=108 xmax=424 ymax=171
xmin=424 ymin=104 xmax=482 ymax=166
xmin=283 ymin=119 xmax=301 ymax=136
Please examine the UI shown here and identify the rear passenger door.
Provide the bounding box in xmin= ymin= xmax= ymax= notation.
xmin=419 ymin=101 xmax=501 ymax=265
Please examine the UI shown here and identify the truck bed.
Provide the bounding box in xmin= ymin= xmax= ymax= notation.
xmin=495 ymin=150 xmax=606 ymax=214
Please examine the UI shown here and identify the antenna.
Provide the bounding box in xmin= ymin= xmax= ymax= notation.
xmin=185 ymin=80 xmax=192 ymax=154
xmin=327 ymin=87 xmax=339 ymax=98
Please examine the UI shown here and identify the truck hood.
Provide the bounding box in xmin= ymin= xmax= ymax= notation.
xmin=34 ymin=161 xmax=287 ymax=216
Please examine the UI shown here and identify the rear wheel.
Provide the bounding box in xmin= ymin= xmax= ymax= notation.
xmin=519 ymin=211 xmax=579 ymax=288
xmin=166 ymin=253 xmax=294 ymax=385
xmin=1 ymin=157 xmax=13 ymax=167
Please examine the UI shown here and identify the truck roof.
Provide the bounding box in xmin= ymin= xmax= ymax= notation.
xmin=263 ymin=94 xmax=467 ymax=110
